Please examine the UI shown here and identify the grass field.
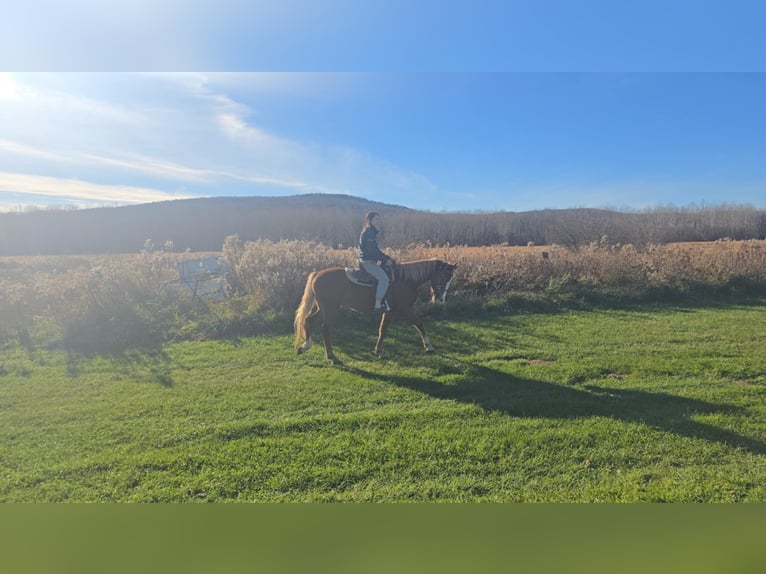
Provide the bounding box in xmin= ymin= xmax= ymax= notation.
xmin=2 ymin=296 xmax=766 ymax=502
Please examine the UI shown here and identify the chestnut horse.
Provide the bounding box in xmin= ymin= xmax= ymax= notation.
xmin=294 ymin=259 xmax=457 ymax=364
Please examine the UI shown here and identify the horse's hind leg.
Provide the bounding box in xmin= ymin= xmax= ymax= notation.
xmin=297 ymin=307 xmax=321 ymax=355
xmin=321 ymin=308 xmax=343 ymax=365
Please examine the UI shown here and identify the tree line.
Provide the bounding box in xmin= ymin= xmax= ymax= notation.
xmin=1 ymin=194 xmax=764 ymax=256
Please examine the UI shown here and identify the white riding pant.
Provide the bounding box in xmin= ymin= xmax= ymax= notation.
xmin=360 ymin=260 xmax=389 ymax=307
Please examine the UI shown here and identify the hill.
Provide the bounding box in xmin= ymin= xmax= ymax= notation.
xmin=0 ymin=194 xmax=413 ymax=255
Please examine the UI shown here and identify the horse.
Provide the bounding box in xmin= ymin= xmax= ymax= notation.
xmin=294 ymin=259 xmax=457 ymax=365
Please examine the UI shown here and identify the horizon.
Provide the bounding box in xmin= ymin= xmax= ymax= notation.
xmin=2 ymin=192 xmax=764 ymax=218
xmin=2 ymin=73 xmax=766 ymax=214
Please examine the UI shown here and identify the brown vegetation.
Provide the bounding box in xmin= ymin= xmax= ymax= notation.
xmin=407 ymin=239 xmax=766 ymax=299
xmin=3 ymin=237 xmax=766 ymax=353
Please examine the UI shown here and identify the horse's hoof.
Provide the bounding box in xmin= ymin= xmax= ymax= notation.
xmin=297 ymin=347 xmax=304 ymax=355
xmin=425 ymin=348 xmax=435 ymax=354
xmin=329 ymin=357 xmax=343 ymax=366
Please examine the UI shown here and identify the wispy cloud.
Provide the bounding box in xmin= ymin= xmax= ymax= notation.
xmin=0 ymin=139 xmax=65 ymax=162
xmin=0 ymin=73 xmax=440 ymax=209
xmin=0 ymin=138 xmax=343 ymax=193
xmin=171 ymin=73 xmax=440 ymax=196
xmin=0 ymin=172 xmax=193 ymax=205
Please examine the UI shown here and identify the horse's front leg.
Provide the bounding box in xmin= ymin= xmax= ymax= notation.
xmin=373 ymin=312 xmax=393 ymax=359
xmin=405 ymin=310 xmax=435 ymax=353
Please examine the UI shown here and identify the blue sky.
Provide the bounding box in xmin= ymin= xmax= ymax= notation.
xmin=1 ymin=3 xmax=765 ymax=213
xmin=1 ymin=72 xmax=765 ymax=213
xmin=4 ymin=1 xmax=766 ymax=71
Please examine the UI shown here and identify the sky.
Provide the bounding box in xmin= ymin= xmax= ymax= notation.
xmin=1 ymin=3 xmax=765 ymax=214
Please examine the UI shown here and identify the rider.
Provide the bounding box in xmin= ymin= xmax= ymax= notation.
xmin=358 ymin=211 xmax=393 ymax=317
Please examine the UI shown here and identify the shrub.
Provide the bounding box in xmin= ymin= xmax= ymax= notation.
xmin=3 ymin=239 xmax=766 ymax=353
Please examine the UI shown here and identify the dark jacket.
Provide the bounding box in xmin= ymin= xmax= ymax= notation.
xmin=358 ymin=226 xmax=388 ymax=262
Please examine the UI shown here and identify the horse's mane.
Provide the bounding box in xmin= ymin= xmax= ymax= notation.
xmin=396 ymin=258 xmax=441 ymax=285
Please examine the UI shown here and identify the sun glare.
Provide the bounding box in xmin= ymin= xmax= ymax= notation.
xmin=0 ymin=73 xmax=24 ymax=102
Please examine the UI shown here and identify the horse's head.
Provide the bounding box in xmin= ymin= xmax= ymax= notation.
xmin=430 ymin=261 xmax=457 ymax=304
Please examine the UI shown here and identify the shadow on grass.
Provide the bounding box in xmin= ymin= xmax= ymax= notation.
xmin=343 ymin=362 xmax=766 ymax=455
xmin=324 ymin=307 xmax=549 ymax=362
xmin=325 ymin=299 xmax=766 ymax=455
xmin=305 ymin=288 xmax=766 ymax=356
xmin=66 ymin=349 xmax=175 ymax=387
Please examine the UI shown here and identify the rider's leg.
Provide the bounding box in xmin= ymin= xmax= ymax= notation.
xmin=360 ymin=261 xmax=389 ymax=309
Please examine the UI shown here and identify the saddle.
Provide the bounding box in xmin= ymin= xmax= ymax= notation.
xmin=345 ymin=267 xmax=376 ymax=286
xmin=344 ymin=263 xmax=394 ymax=287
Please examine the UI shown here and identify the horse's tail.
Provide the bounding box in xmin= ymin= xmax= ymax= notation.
xmin=294 ymin=271 xmax=318 ymax=348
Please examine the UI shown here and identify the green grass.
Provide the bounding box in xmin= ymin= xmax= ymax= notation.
xmin=2 ymin=300 xmax=766 ymax=502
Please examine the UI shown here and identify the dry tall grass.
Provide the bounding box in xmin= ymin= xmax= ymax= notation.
xmin=400 ymin=239 xmax=766 ymax=299
xmin=3 ymin=238 xmax=766 ymax=352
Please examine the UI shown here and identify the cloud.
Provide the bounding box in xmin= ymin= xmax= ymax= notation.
xmin=0 ymin=172 xmax=193 ymax=205
xmin=169 ymin=73 xmax=440 ymax=195
xmin=0 ymin=138 xmax=341 ymax=193
xmin=213 ymin=106 xmax=437 ymax=198
xmin=0 ymin=139 xmax=65 ymax=162
xmin=0 ymin=138 xmax=219 ymax=184
xmin=0 ymin=73 xmax=440 ymax=209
